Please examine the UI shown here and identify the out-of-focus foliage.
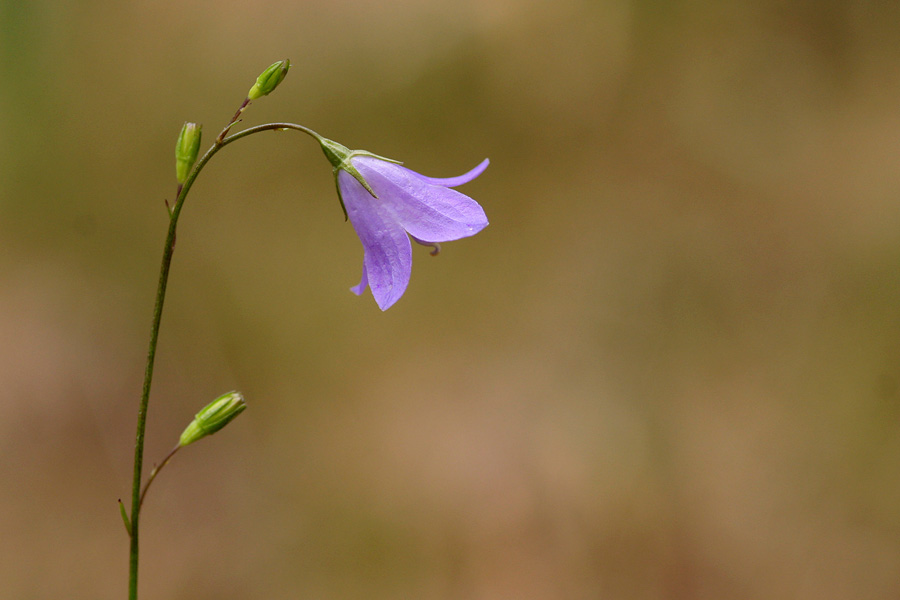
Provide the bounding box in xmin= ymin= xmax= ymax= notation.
xmin=2 ymin=1 xmax=900 ymax=598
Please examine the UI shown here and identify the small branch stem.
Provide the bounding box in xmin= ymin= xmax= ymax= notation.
xmin=216 ymin=97 xmax=251 ymax=144
xmin=139 ymin=445 xmax=180 ymax=509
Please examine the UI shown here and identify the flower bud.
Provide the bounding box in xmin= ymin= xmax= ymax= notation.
xmin=178 ymin=391 xmax=247 ymax=447
xmin=248 ymin=59 xmax=291 ymax=100
xmin=175 ymin=122 xmax=202 ymax=183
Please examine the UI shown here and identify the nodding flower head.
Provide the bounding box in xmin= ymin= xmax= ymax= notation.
xmin=318 ymin=139 xmax=489 ymax=310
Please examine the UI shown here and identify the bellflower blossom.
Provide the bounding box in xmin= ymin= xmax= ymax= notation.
xmin=319 ymin=139 xmax=489 ymax=310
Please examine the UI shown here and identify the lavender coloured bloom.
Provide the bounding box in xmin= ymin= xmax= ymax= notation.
xmin=337 ymin=155 xmax=489 ymax=310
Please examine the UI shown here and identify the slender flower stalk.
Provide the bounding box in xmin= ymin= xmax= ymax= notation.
xmin=127 ymin=114 xmax=287 ymax=600
xmin=127 ymin=118 xmax=325 ymax=600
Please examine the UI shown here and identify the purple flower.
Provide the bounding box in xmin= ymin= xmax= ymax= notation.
xmin=331 ymin=150 xmax=489 ymax=310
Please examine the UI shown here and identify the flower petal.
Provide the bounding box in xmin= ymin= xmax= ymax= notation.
xmin=350 ymin=261 xmax=369 ymax=296
xmin=339 ymin=170 xmax=412 ymax=310
xmin=415 ymin=158 xmax=490 ymax=188
xmin=353 ymin=156 xmax=489 ymax=243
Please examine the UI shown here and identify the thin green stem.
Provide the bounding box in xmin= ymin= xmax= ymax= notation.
xmin=127 ymin=120 xmax=325 ymax=600
xmin=224 ymin=122 xmax=325 ymax=145
xmin=216 ymin=97 xmax=251 ymax=144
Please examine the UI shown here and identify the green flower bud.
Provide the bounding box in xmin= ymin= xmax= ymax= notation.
xmin=175 ymin=122 xmax=202 ymax=183
xmin=179 ymin=391 xmax=247 ymax=447
xmin=248 ymin=59 xmax=291 ymax=100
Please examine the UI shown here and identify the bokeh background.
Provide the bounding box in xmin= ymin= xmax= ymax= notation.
xmin=3 ymin=0 xmax=900 ymax=598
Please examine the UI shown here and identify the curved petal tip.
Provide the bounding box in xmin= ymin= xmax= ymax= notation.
xmin=420 ymin=158 xmax=490 ymax=188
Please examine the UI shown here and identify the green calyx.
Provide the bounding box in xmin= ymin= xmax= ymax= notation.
xmin=317 ymin=137 xmax=402 ymax=220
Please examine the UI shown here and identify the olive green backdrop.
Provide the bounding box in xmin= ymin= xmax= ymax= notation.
xmin=2 ymin=1 xmax=900 ymax=598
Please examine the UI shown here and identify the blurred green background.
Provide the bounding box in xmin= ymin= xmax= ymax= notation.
xmin=3 ymin=0 xmax=900 ymax=598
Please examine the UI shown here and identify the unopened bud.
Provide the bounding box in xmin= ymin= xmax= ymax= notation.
xmin=175 ymin=122 xmax=202 ymax=183
xmin=179 ymin=391 xmax=246 ymax=447
xmin=248 ymin=59 xmax=291 ymax=100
